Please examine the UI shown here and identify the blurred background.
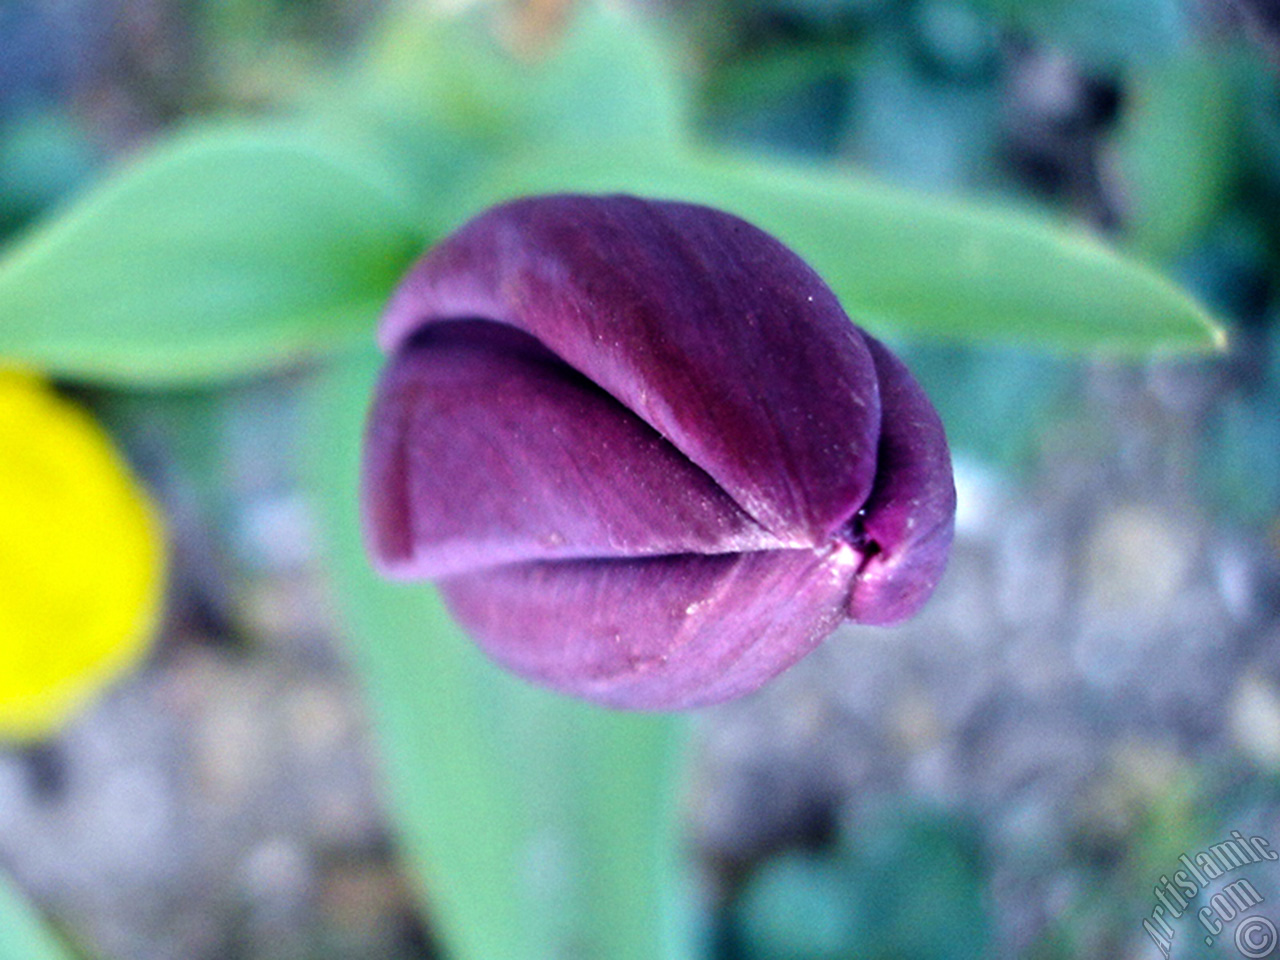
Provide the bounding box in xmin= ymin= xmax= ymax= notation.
xmin=2 ymin=0 xmax=1280 ymax=958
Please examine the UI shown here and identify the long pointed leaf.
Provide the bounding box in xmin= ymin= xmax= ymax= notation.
xmin=0 ymin=128 xmax=424 ymax=386
xmin=471 ymin=145 xmax=1225 ymax=354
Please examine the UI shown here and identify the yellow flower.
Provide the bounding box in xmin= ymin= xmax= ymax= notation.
xmin=0 ymin=371 xmax=165 ymax=741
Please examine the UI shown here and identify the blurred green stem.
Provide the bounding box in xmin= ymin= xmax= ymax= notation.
xmin=306 ymin=347 xmax=693 ymax=960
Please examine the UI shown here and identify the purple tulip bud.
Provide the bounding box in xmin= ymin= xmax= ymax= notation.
xmin=362 ymin=195 xmax=955 ymax=710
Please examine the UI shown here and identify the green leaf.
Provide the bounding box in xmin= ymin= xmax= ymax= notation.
xmin=0 ymin=873 xmax=76 ymax=960
xmin=1116 ymin=53 xmax=1243 ymax=262
xmin=472 ymin=144 xmax=1226 ymax=354
xmin=522 ymin=4 xmax=687 ymax=150
xmin=325 ymin=2 xmax=688 ymax=231
xmin=361 ymin=2 xmax=686 ymax=149
xmin=304 ymin=347 xmax=690 ymax=960
xmin=351 ymin=6 xmax=528 ymax=148
xmin=0 ymin=128 xmax=425 ymax=386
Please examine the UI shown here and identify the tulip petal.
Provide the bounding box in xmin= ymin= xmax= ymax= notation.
xmin=380 ymin=195 xmax=883 ymax=542
xmin=847 ymin=334 xmax=956 ymax=625
xmin=438 ymin=543 xmax=861 ymax=710
xmin=364 ymin=319 xmax=787 ymax=579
